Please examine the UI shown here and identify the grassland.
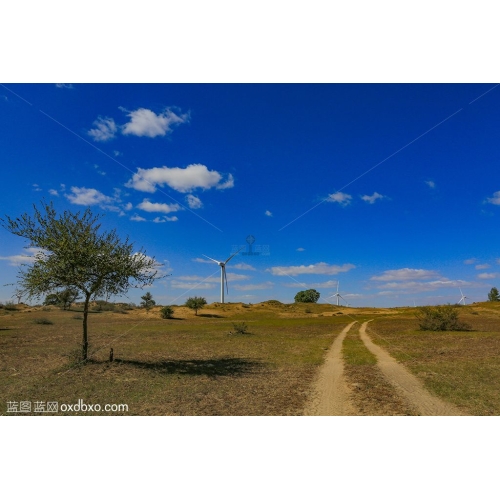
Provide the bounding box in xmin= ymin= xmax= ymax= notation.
xmin=0 ymin=301 xmax=354 ymax=415
xmin=1 ymin=301 xmax=499 ymax=415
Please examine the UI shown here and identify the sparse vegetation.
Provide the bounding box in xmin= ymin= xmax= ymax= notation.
xmin=185 ymin=296 xmax=207 ymax=316
xmin=4 ymin=302 xmax=17 ymax=311
xmin=33 ymin=318 xmax=53 ymax=325
xmin=232 ymin=322 xmax=249 ymax=334
xmin=415 ymin=305 xmax=470 ymax=331
xmin=160 ymin=306 xmax=174 ymax=319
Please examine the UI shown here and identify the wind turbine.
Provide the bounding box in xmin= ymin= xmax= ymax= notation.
xmin=458 ymin=288 xmax=468 ymax=305
xmin=203 ymin=248 xmax=244 ymax=304
xmin=329 ymin=281 xmax=347 ymax=306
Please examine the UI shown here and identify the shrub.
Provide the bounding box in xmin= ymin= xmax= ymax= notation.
xmin=34 ymin=318 xmax=53 ymax=325
xmin=4 ymin=302 xmax=17 ymax=311
xmin=160 ymin=306 xmax=174 ymax=319
xmin=232 ymin=322 xmax=249 ymax=334
xmin=415 ymin=305 xmax=470 ymax=331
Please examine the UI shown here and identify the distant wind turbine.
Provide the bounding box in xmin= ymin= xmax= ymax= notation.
xmin=202 ymin=247 xmax=244 ymax=303
xmin=458 ymin=288 xmax=468 ymax=305
xmin=328 ymin=281 xmax=347 ymax=306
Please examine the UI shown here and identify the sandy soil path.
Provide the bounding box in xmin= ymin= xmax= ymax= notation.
xmin=358 ymin=321 xmax=465 ymax=416
xmin=304 ymin=322 xmax=357 ymax=416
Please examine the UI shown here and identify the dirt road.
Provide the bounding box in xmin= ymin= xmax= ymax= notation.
xmin=358 ymin=321 xmax=464 ymax=416
xmin=304 ymin=322 xmax=357 ymax=416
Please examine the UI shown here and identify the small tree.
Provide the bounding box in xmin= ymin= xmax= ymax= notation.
xmin=488 ymin=287 xmax=500 ymax=302
xmin=58 ymin=288 xmax=81 ymax=310
xmin=160 ymin=306 xmax=174 ymax=319
xmin=415 ymin=305 xmax=470 ymax=331
xmin=294 ymin=289 xmax=320 ymax=303
xmin=185 ymin=296 xmax=207 ymax=316
xmin=0 ymin=202 xmax=159 ymax=361
xmin=140 ymin=291 xmax=156 ymax=311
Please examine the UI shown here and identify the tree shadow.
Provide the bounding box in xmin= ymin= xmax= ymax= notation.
xmin=197 ymin=313 xmax=224 ymax=318
xmin=111 ymin=357 xmax=262 ymax=377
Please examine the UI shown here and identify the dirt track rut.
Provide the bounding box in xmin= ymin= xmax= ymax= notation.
xmin=358 ymin=321 xmax=465 ymax=416
xmin=304 ymin=322 xmax=357 ymax=416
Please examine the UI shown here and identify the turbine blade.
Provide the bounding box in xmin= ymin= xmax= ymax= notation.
xmin=225 ymin=246 xmax=245 ymax=264
xmin=202 ymin=254 xmax=220 ymax=264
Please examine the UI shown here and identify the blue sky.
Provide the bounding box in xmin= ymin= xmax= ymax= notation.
xmin=1 ymin=83 xmax=500 ymax=307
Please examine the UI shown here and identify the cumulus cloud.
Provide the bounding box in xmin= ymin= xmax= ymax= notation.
xmin=216 ymin=174 xmax=234 ymax=190
xmin=65 ymin=187 xmax=113 ymax=206
xmin=32 ymin=184 xmax=42 ymax=192
xmin=233 ymin=263 xmax=256 ymax=271
xmin=170 ymin=281 xmax=215 ymax=290
xmin=137 ymin=199 xmax=182 ymax=214
xmin=296 ymin=248 xmax=305 ymax=252
xmin=425 ymin=180 xmax=436 ymax=189
xmin=130 ymin=215 xmax=147 ymax=222
xmin=361 ymin=192 xmax=385 ymax=204
xmin=464 ymin=258 xmax=477 ymax=265
xmin=186 ymin=194 xmax=203 ymax=209
xmin=0 ymin=247 xmax=43 ymax=266
xmin=284 ymin=280 xmax=340 ymax=288
xmin=192 ymin=258 xmax=214 ymax=264
xmin=375 ymin=279 xmax=472 ymax=293
xmin=486 ymin=191 xmax=500 ymax=205
xmin=234 ymin=282 xmax=274 ymax=291
xmin=126 ymin=164 xmax=234 ymax=193
xmin=475 ymin=264 xmax=490 ymax=270
xmin=370 ymin=268 xmax=441 ymax=281
xmin=165 ymin=216 xmax=178 ymax=222
xmin=267 ymin=263 xmax=355 ymax=276
xmin=327 ymin=191 xmax=352 ymax=206
xmin=87 ymin=116 xmax=117 ymax=142
xmin=121 ymin=107 xmax=189 ymax=138
xmin=478 ymin=273 xmax=500 ymax=279
xmin=48 ymin=189 xmax=59 ymax=196
xmin=265 ymin=210 xmax=272 ymax=217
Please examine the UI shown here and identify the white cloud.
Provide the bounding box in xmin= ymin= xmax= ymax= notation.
xmin=126 ymin=164 xmax=234 ymax=193
xmin=284 ymin=279 xmax=340 ymax=288
xmin=32 ymin=184 xmax=42 ymax=192
xmin=137 ymin=199 xmax=182 ymax=214
xmin=113 ymin=150 xmax=122 ymax=157
xmin=475 ymin=264 xmax=490 ymax=270
xmin=478 ymin=273 xmax=500 ymax=279
xmin=361 ymin=192 xmax=385 ymax=204
xmin=425 ymin=180 xmax=436 ymax=189
xmin=464 ymin=258 xmax=477 ymax=265
xmin=296 ymin=248 xmax=305 ymax=252
xmin=165 ymin=216 xmax=178 ymax=222
xmin=48 ymin=189 xmax=59 ymax=196
xmin=376 ymin=279 xmax=472 ymax=293
xmin=370 ymin=268 xmax=441 ymax=281
xmin=123 ymin=202 xmax=133 ymax=211
xmin=267 ymin=262 xmax=355 ymax=276
xmin=234 ymin=282 xmax=274 ymax=291
xmin=65 ymin=187 xmax=113 ymax=206
xmin=486 ymin=191 xmax=500 ymax=205
xmin=87 ymin=116 xmax=117 ymax=142
xmin=130 ymin=215 xmax=146 ymax=222
xmin=121 ymin=107 xmax=189 ymax=138
xmin=152 ymin=217 xmax=166 ymax=223
xmin=186 ymin=194 xmax=203 ymax=209
xmin=265 ymin=210 xmax=272 ymax=217
xmin=233 ymin=263 xmax=256 ymax=271
xmin=0 ymin=248 xmax=43 ymax=266
xmin=327 ymin=191 xmax=352 ymax=206
xmin=55 ymin=83 xmax=74 ymax=89
xmin=192 ymin=258 xmax=214 ymax=264
xmin=216 ymin=173 xmax=234 ymax=190
xmin=170 ymin=281 xmax=215 ymax=290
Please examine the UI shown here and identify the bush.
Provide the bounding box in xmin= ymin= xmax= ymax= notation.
xmin=33 ymin=318 xmax=53 ymax=325
xmin=415 ymin=305 xmax=470 ymax=331
xmin=4 ymin=302 xmax=17 ymax=311
xmin=232 ymin=322 xmax=249 ymax=334
xmin=160 ymin=306 xmax=174 ymax=319
xmin=185 ymin=296 xmax=207 ymax=316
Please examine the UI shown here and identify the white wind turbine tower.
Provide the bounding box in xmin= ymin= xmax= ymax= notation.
xmin=203 ymin=248 xmax=243 ymax=304
xmin=329 ymin=281 xmax=347 ymax=306
xmin=458 ymin=288 xmax=468 ymax=305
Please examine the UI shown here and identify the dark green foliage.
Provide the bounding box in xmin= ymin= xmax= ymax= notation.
xmin=415 ymin=305 xmax=470 ymax=331
xmin=44 ymin=288 xmax=81 ymax=310
xmin=0 ymin=202 xmax=159 ymax=360
xmin=488 ymin=287 xmax=500 ymax=302
xmin=160 ymin=306 xmax=174 ymax=319
xmin=185 ymin=296 xmax=207 ymax=315
xmin=294 ymin=289 xmax=320 ymax=303
xmin=140 ymin=292 xmax=156 ymax=311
